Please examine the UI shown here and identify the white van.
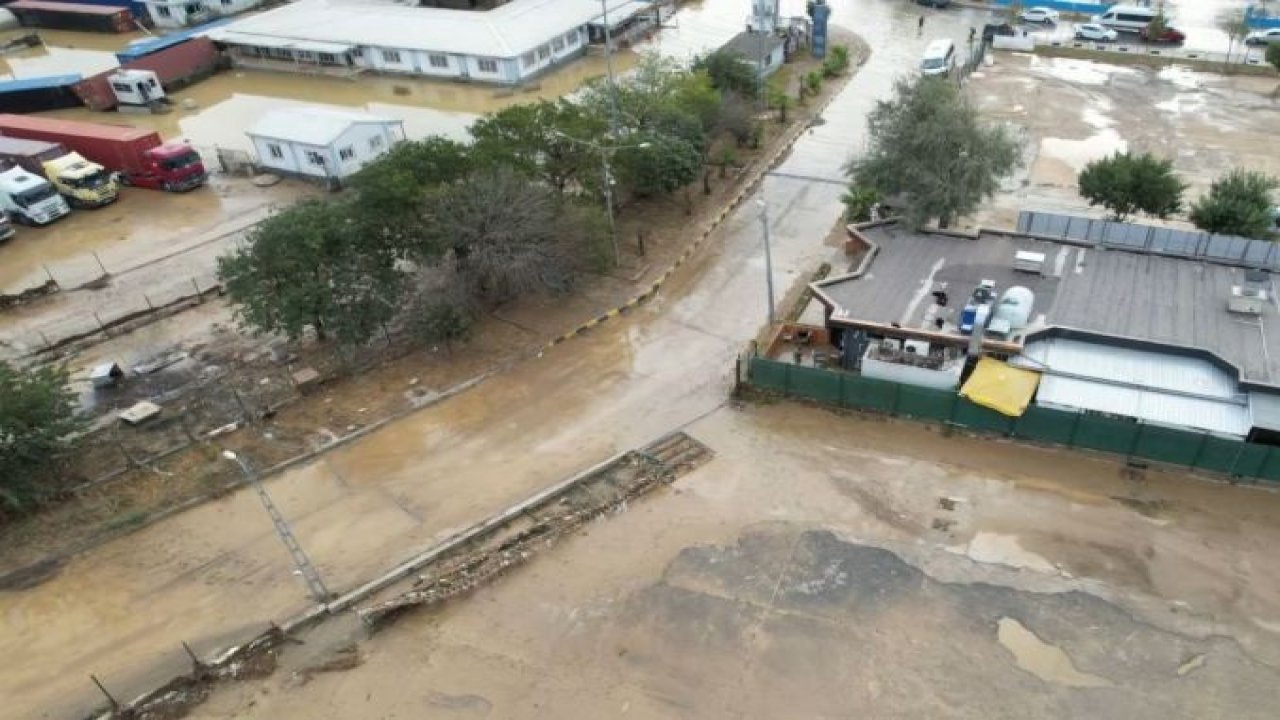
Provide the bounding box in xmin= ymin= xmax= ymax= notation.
xmin=0 ymin=166 xmax=71 ymax=226
xmin=1093 ymin=5 xmax=1158 ymax=32
xmin=920 ymin=39 xmax=956 ymax=76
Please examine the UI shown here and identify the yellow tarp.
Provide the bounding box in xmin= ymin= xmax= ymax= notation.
xmin=960 ymin=357 xmax=1041 ymax=417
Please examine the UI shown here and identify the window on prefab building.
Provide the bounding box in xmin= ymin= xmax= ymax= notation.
xmin=382 ymin=49 xmax=402 ymax=63
xmin=521 ymin=52 xmax=535 ymax=68
xmin=565 ymin=31 xmax=578 ymax=45
xmin=552 ymin=37 xmax=565 ymax=52
xmin=537 ymin=44 xmax=550 ymax=60
xmin=111 ymin=82 xmax=131 ymax=92
xmin=156 ymin=5 xmax=171 ymax=16
xmin=370 ymin=135 xmax=384 ymax=150
xmin=429 ymin=54 xmax=448 ymax=68
xmin=318 ymin=52 xmax=337 ymax=64
xmin=338 ymin=147 xmax=355 ymax=161
xmin=184 ymin=4 xmax=201 ymax=13
xmin=305 ymin=150 xmax=325 ymax=165
xmin=267 ymin=143 xmax=283 ymax=159
xmin=477 ymin=58 xmax=498 ymax=73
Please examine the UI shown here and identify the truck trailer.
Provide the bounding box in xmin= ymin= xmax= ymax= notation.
xmin=0 ymin=136 xmax=119 ymax=207
xmin=0 ymin=114 xmax=206 ymax=191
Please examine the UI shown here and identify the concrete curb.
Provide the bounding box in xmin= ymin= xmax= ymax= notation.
xmin=542 ymin=52 xmax=864 ymax=350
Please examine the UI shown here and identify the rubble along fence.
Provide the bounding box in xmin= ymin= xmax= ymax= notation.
xmin=747 ymin=355 xmax=1280 ymax=484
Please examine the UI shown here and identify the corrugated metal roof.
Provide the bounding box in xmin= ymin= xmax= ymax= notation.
xmin=0 ymin=74 xmax=83 ymax=92
xmin=214 ymin=31 xmax=354 ymax=54
xmin=1249 ymin=392 xmax=1280 ymax=433
xmin=210 ymin=0 xmax=645 ymax=58
xmin=248 ymin=107 xmax=398 ymax=145
xmin=1014 ymin=337 xmax=1251 ymax=437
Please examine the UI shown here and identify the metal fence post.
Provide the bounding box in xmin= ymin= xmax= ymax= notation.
xmin=1189 ymin=432 xmax=1210 ymax=469
xmin=1067 ymin=412 xmax=1084 ymax=446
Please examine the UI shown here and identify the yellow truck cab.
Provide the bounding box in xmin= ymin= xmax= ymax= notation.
xmin=43 ymin=152 xmax=118 ymax=208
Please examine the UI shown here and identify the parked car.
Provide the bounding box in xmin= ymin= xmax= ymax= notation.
xmin=1245 ymin=28 xmax=1280 ymax=46
xmin=982 ymin=22 xmax=1017 ymax=42
xmin=915 ymin=0 xmax=950 ymax=7
xmin=1020 ymin=7 xmax=1060 ymax=24
xmin=1075 ymin=23 xmax=1118 ymax=41
xmin=1140 ymin=26 xmax=1186 ymax=43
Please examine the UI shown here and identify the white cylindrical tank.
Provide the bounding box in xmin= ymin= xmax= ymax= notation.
xmin=993 ymin=286 xmax=1034 ymax=331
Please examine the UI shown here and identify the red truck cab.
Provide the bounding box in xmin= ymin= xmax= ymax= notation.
xmin=125 ymin=141 xmax=206 ymax=191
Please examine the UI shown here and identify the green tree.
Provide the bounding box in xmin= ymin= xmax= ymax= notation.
xmin=1190 ymin=169 xmax=1279 ymax=238
xmin=420 ymin=168 xmax=608 ymax=303
xmin=0 ymin=361 xmax=81 ymax=512
xmin=346 ymin=137 xmax=473 ymax=251
xmin=613 ymin=132 xmax=704 ymax=198
xmin=822 ymin=44 xmax=851 ymax=78
xmin=697 ymin=51 xmax=759 ymax=98
xmin=1077 ymin=152 xmax=1186 ymax=221
xmin=841 ymin=185 xmax=882 ymax=222
xmin=1267 ymin=42 xmax=1280 ymax=72
xmin=1219 ymin=9 xmax=1251 ymax=63
xmin=1144 ymin=1 xmax=1170 ymax=40
xmin=469 ymin=99 xmax=605 ymax=193
xmin=217 ymin=199 xmax=404 ymax=343
xmin=846 ymin=76 xmax=1021 ymax=228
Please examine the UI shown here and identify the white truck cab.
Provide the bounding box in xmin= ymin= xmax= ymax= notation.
xmin=0 ymin=166 xmax=71 ymax=226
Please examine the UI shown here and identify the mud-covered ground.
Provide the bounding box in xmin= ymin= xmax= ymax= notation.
xmin=969 ymin=51 xmax=1280 ymax=229
xmin=190 ymin=403 xmax=1280 ymax=719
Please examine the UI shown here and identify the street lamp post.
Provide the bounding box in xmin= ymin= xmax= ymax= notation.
xmin=756 ymin=197 xmax=776 ymax=325
xmin=222 ymin=450 xmax=330 ymax=603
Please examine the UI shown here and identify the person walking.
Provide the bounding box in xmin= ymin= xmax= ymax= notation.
xmin=918 ymin=15 xmax=925 ymax=34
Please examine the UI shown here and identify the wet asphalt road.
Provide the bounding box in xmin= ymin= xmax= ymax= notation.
xmin=3 ymin=1 xmax=1263 ymax=717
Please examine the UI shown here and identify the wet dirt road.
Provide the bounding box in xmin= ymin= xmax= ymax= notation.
xmin=6 ymin=1 xmax=1273 ymax=718
xmin=193 ymin=403 xmax=1280 ymax=719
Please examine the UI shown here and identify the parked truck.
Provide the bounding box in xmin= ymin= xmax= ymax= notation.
xmin=0 ymin=137 xmax=118 ymax=208
xmin=0 ymin=114 xmax=207 ymax=192
xmin=0 ymin=166 xmax=71 ymax=226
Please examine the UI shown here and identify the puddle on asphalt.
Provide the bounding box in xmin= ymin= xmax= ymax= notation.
xmin=1039 ymin=129 xmax=1127 ymax=173
xmin=1029 ymin=56 xmax=1139 ymax=86
xmin=997 ymin=617 xmax=1112 ymax=688
xmin=958 ymin=531 xmax=1058 ymax=574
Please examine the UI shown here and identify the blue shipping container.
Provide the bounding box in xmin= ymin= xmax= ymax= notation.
xmin=115 ymin=16 xmax=236 ymax=63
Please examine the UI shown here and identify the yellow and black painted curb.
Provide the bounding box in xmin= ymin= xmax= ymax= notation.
xmin=541 ymin=55 xmax=862 ymax=352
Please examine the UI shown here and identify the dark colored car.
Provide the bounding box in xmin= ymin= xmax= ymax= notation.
xmin=982 ymin=23 xmax=1016 ymax=42
xmin=1140 ymin=26 xmax=1186 ymax=44
xmin=916 ymin=0 xmax=951 ymax=7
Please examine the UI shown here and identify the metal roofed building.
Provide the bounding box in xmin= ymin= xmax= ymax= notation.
xmin=718 ymin=30 xmax=785 ymax=78
xmin=208 ymin=0 xmax=658 ymax=82
xmin=247 ymin=107 xmax=404 ymax=184
xmin=810 ymin=224 xmax=1280 ymax=440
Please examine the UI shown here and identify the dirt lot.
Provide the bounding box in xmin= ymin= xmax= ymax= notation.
xmin=0 ymin=35 xmax=866 ymax=579
xmin=188 ymin=402 xmax=1280 ymax=719
xmin=967 ymin=51 xmax=1280 ymax=229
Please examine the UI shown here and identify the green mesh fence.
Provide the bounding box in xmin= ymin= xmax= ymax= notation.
xmin=746 ymin=355 xmax=1280 ymax=483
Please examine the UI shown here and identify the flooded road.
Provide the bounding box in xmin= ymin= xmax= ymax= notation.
xmin=5 ymin=1 xmax=1280 ymax=717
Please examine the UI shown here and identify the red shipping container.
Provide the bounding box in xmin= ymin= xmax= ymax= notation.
xmin=73 ymin=37 xmax=222 ymax=111
xmin=0 ymin=114 xmax=161 ymax=175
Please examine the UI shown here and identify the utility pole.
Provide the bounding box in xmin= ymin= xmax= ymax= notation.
xmin=599 ymin=142 xmax=618 ymax=263
xmin=601 ymin=0 xmax=620 ymax=136
xmin=757 ymin=198 xmax=776 ymax=325
xmin=222 ymin=450 xmax=330 ymax=603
